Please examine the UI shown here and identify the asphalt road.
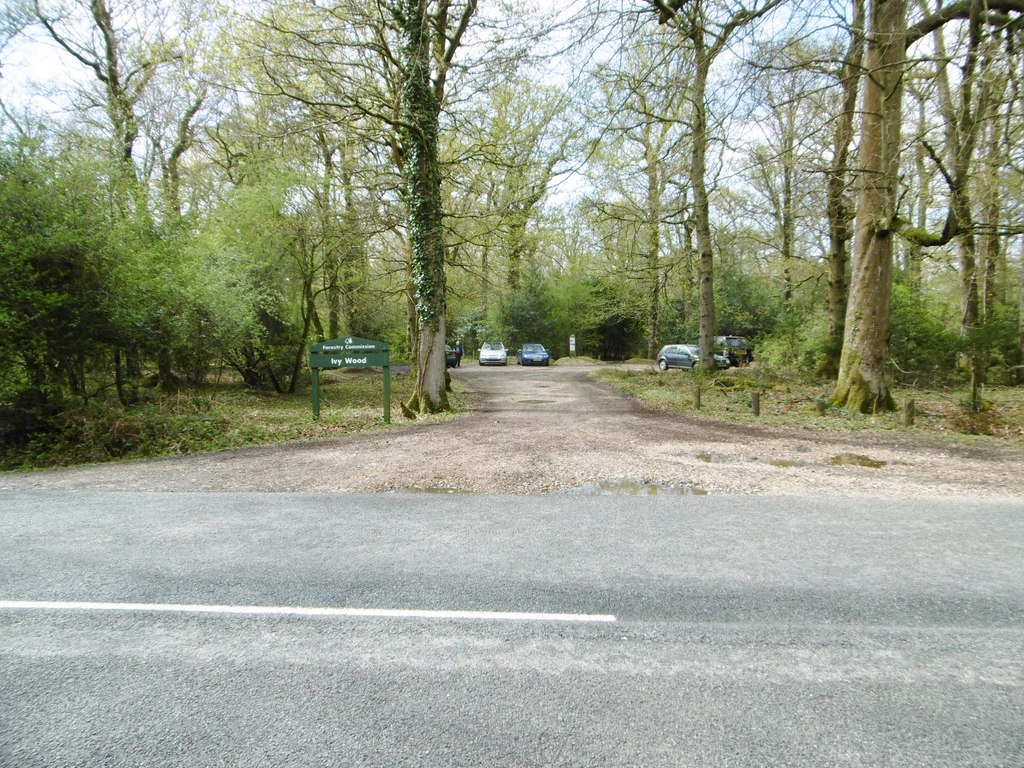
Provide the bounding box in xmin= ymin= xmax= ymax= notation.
xmin=2 ymin=490 xmax=1022 ymax=767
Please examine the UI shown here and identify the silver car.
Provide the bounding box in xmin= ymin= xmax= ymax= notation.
xmin=478 ymin=341 xmax=508 ymax=366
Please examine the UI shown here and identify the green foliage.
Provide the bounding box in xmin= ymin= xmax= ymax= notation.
xmin=713 ymin=263 xmax=782 ymax=339
xmin=448 ymin=306 xmax=488 ymax=356
xmin=553 ymin=276 xmax=645 ymax=360
xmin=485 ymin=272 xmax=647 ymax=361
xmin=547 ymin=273 xmax=598 ymax=356
xmin=661 ymin=260 xmax=782 ymax=347
xmin=755 ymin=320 xmax=825 ymax=377
xmin=660 ymin=296 xmax=698 ymax=343
xmin=888 ymin=283 xmax=960 ymax=385
xmin=186 ymin=183 xmax=307 ymax=390
xmin=497 ymin=272 xmax=558 ymax=351
xmin=0 ymin=141 xmax=113 ymax=442
xmin=962 ymin=305 xmax=1020 ymax=385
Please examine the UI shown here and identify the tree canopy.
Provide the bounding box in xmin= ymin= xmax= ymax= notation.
xmin=1 ymin=0 xmax=1022 ymax=445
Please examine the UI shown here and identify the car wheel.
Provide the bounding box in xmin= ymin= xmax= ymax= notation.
xmin=657 ymin=359 xmax=668 ymax=371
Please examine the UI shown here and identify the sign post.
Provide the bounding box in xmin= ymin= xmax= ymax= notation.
xmin=308 ymin=336 xmax=391 ymax=423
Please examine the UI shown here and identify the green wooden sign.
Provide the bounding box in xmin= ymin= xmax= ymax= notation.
xmin=308 ymin=336 xmax=391 ymax=423
xmin=310 ymin=338 xmax=389 ymax=354
xmin=309 ymin=352 xmax=390 ymax=369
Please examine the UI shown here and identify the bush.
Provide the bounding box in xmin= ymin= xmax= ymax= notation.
xmin=751 ymin=314 xmax=829 ymax=379
xmin=888 ymin=284 xmax=960 ymax=385
xmin=0 ymin=389 xmax=64 ymax=449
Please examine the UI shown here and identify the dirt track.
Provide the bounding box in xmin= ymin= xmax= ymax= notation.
xmin=2 ymin=363 xmax=1023 ymax=498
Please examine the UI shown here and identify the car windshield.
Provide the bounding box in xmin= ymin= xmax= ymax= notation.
xmin=522 ymin=344 xmax=542 ymax=352
xmin=482 ymin=342 xmax=502 ymax=350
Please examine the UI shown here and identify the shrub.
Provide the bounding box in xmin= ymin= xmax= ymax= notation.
xmin=888 ymin=284 xmax=960 ymax=385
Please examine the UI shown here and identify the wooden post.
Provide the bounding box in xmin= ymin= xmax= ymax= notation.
xmin=311 ymin=367 xmax=320 ymax=420
xmin=694 ymin=384 xmax=702 ymax=410
xmin=902 ymin=398 xmax=915 ymax=426
xmin=751 ymin=391 xmax=761 ymax=416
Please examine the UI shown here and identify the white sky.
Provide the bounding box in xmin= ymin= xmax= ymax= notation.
xmin=1 ymin=30 xmax=83 ymax=116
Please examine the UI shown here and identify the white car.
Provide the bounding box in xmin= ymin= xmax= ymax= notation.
xmin=478 ymin=341 xmax=508 ymax=366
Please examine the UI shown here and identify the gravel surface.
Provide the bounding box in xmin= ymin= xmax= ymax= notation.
xmin=2 ymin=363 xmax=1023 ymax=498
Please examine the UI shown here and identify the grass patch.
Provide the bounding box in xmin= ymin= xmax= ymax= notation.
xmin=1 ymin=369 xmax=469 ymax=470
xmin=593 ymin=366 xmax=1024 ymax=442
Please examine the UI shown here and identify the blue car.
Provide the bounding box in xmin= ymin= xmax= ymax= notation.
xmin=516 ymin=343 xmax=550 ymax=366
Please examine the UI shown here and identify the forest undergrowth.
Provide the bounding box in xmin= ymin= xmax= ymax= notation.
xmin=595 ymin=366 xmax=1024 ymax=443
xmin=0 ymin=370 xmax=465 ymax=470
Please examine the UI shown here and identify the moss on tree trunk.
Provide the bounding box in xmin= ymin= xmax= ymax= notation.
xmin=832 ymin=349 xmax=895 ymax=414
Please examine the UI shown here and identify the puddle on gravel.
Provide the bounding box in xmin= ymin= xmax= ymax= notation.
xmin=828 ymin=453 xmax=887 ymax=469
xmin=565 ymin=478 xmax=708 ymax=496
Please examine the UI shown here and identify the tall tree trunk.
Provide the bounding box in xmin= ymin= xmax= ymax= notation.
xmin=480 ymin=179 xmax=496 ymax=315
xmin=780 ymin=108 xmax=795 ymax=307
xmin=690 ymin=46 xmax=716 ymax=371
xmin=833 ymin=0 xmax=906 ymax=413
xmin=316 ymin=132 xmax=342 ymax=339
xmin=507 ymin=219 xmax=526 ymax=291
xmin=906 ymin=91 xmax=929 ymax=289
xmin=397 ymin=0 xmax=449 ymax=414
xmin=931 ymin=8 xmax=984 ymax=338
xmin=340 ymin=156 xmax=365 ymax=335
xmin=645 ymin=143 xmax=662 ymax=360
xmin=980 ymin=45 xmax=1008 ymax=318
xmin=653 ymin=0 xmax=784 ymax=369
xmin=823 ymin=0 xmax=865 ymax=377
xmin=1017 ymin=240 xmax=1024 ymax=385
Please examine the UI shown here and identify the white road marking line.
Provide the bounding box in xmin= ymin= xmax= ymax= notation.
xmin=0 ymin=600 xmax=616 ymax=623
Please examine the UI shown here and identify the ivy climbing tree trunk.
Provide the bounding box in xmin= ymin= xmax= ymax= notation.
xmin=390 ymin=0 xmax=477 ymax=414
xmin=396 ymin=0 xmax=447 ymax=413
